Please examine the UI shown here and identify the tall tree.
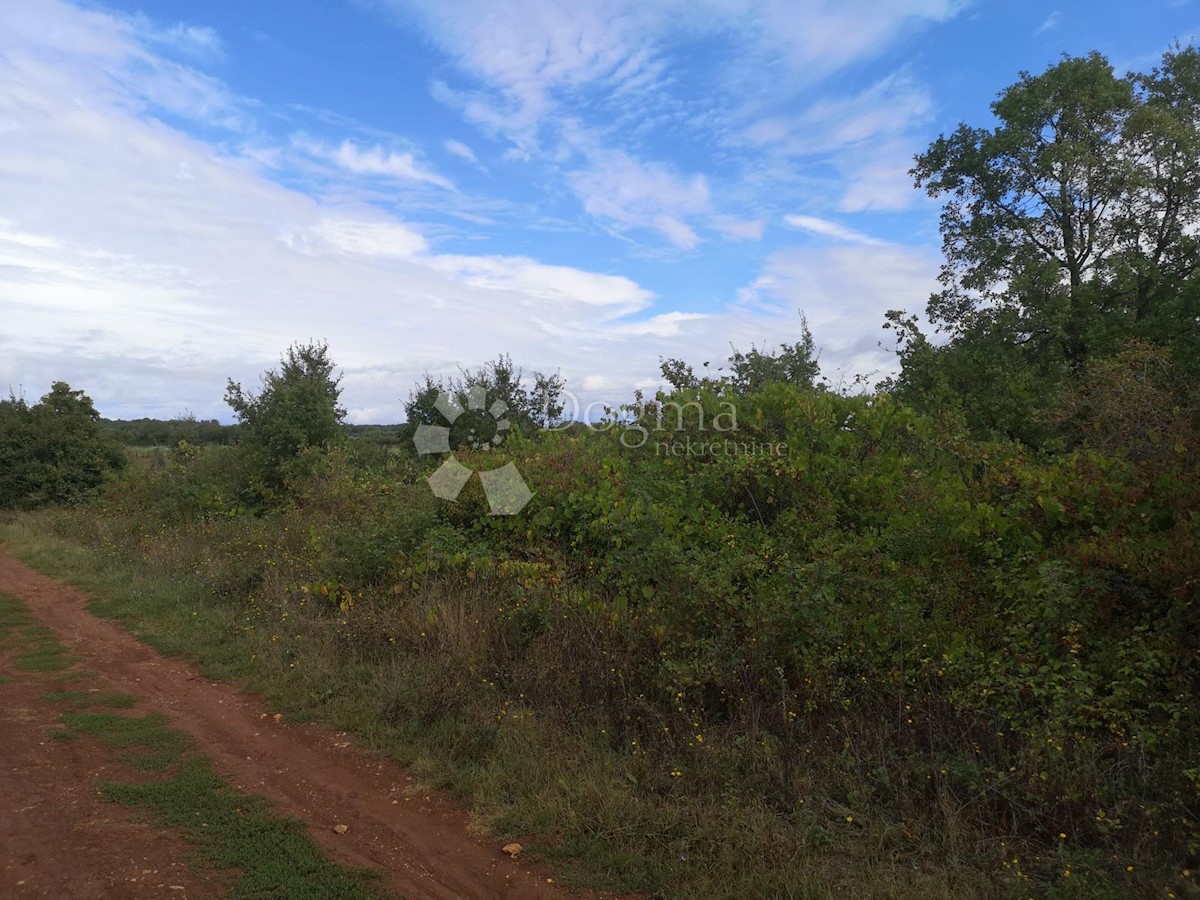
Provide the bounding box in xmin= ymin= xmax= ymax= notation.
xmin=912 ymin=51 xmax=1136 ymax=367
xmin=1113 ymin=46 xmax=1200 ymax=328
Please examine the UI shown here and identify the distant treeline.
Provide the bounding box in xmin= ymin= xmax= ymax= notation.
xmin=101 ymin=418 xmax=405 ymax=448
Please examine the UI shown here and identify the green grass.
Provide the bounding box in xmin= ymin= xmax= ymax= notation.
xmin=13 ymin=631 xmax=74 ymax=673
xmin=63 ymin=711 xmax=193 ymax=754
xmin=57 ymin=708 xmax=391 ymax=896
xmin=54 ymin=702 xmax=391 ymax=894
xmin=0 ymin=595 xmax=77 ymax=672
xmin=0 ymin=594 xmax=36 ymax=631
xmin=101 ymin=756 xmax=385 ymax=900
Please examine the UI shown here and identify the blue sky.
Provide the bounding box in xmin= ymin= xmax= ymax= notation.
xmin=1 ymin=1 xmax=1195 ymax=422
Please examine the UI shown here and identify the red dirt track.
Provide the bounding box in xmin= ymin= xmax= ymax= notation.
xmin=0 ymin=549 xmax=580 ymax=899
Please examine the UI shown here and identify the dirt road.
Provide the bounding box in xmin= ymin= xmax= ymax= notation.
xmin=0 ymin=549 xmax=579 ymax=899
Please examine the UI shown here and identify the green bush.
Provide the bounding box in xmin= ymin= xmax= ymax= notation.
xmin=0 ymin=382 xmax=125 ymax=508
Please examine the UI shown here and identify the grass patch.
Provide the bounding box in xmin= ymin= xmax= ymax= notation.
xmin=14 ymin=643 xmax=74 ymax=673
xmin=63 ymin=711 xmax=193 ymax=756
xmin=62 ymin=711 xmax=194 ymax=773
xmin=0 ymin=594 xmax=36 ymax=633
xmin=40 ymin=690 xmax=138 ymax=709
xmin=100 ymin=755 xmax=386 ymax=899
xmin=56 ymin=706 xmax=390 ymax=895
xmin=48 ymin=728 xmax=77 ymax=742
xmin=1 ymin=603 xmax=76 ymax=673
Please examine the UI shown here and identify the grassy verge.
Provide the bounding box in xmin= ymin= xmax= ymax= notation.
xmin=0 ymin=586 xmax=389 ymax=899
xmin=0 ymin=514 xmax=1010 ymax=900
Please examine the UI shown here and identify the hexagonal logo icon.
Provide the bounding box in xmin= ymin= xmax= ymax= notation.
xmin=413 ymin=388 xmax=533 ymax=515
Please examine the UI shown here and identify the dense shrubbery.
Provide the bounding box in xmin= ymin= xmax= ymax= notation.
xmin=35 ymin=341 xmax=1195 ymax=897
xmin=0 ymin=382 xmax=125 ymax=508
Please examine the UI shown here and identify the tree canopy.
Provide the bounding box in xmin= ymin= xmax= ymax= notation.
xmin=894 ymin=46 xmax=1200 ymax=438
xmin=403 ymin=354 xmax=565 ymax=449
xmin=0 ymin=382 xmax=125 ymax=508
xmin=225 ymin=341 xmax=346 ymax=489
xmin=660 ymin=313 xmax=822 ymax=395
xmin=911 ymin=47 xmax=1200 ymax=365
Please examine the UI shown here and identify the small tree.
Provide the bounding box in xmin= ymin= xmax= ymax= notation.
xmin=403 ymin=354 xmax=565 ymax=447
xmin=659 ymin=312 xmax=822 ymax=395
xmin=728 ymin=314 xmax=821 ymax=393
xmin=0 ymin=382 xmax=125 ymax=508
xmin=225 ymin=342 xmax=346 ymax=490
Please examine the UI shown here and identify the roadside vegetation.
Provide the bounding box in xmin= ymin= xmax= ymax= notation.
xmin=2 ymin=48 xmax=1199 ymax=899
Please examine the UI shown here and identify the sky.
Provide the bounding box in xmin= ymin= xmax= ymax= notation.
xmin=1 ymin=1 xmax=1196 ymax=423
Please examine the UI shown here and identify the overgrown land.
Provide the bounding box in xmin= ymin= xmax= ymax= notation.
xmin=3 ymin=49 xmax=1199 ymax=899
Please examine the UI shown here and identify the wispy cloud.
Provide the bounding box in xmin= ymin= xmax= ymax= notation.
xmin=836 ymin=139 xmax=925 ymax=212
xmin=387 ymin=0 xmax=963 ymax=145
xmin=711 ymin=216 xmax=766 ymax=241
xmin=444 ymin=138 xmax=481 ymax=166
xmin=1035 ymin=11 xmax=1063 ymax=35
xmin=743 ymin=71 xmax=933 ymax=156
xmin=567 ymin=150 xmax=711 ymax=250
xmin=382 ymin=0 xmax=962 ymax=245
xmin=783 ymin=214 xmax=884 ymax=245
xmin=135 ymin=18 xmax=225 ymax=59
xmin=298 ymin=139 xmax=456 ymax=190
xmin=287 ymin=217 xmax=429 ymax=259
xmin=737 ymin=243 xmax=940 ymax=379
xmin=0 ymin=0 xmax=959 ymax=420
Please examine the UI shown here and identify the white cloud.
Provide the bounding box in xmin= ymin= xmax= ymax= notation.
xmin=838 ymin=147 xmax=922 ymax=212
xmin=0 ymin=1 xmax=682 ymax=419
xmin=1035 ymin=11 xmax=1063 ymax=35
xmin=390 ymin=0 xmax=961 ymax=142
xmin=0 ymin=0 xmax=954 ymax=421
xmin=581 ymin=374 xmax=616 ymax=391
xmin=299 ymin=139 xmax=455 ymax=190
xmin=612 ymin=311 xmax=710 ymax=337
xmin=289 ymin=217 xmax=429 ymax=259
xmin=737 ymin=243 xmax=941 ymax=380
xmin=386 ymin=0 xmax=961 ymax=240
xmin=744 ymin=70 xmax=933 ymax=156
xmin=711 ymin=216 xmax=765 ymax=240
xmin=374 ymin=1 xmax=964 ymax=250
xmin=444 ymin=138 xmax=481 ymax=165
xmin=389 ymin=1 xmax=672 ymax=149
xmin=567 ymin=149 xmax=711 ymax=249
xmin=736 ymin=0 xmax=964 ymax=80
xmin=136 ymin=19 xmax=225 ymax=59
xmin=783 ymin=214 xmax=883 ymax=245
xmin=426 ymin=254 xmax=652 ymax=315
